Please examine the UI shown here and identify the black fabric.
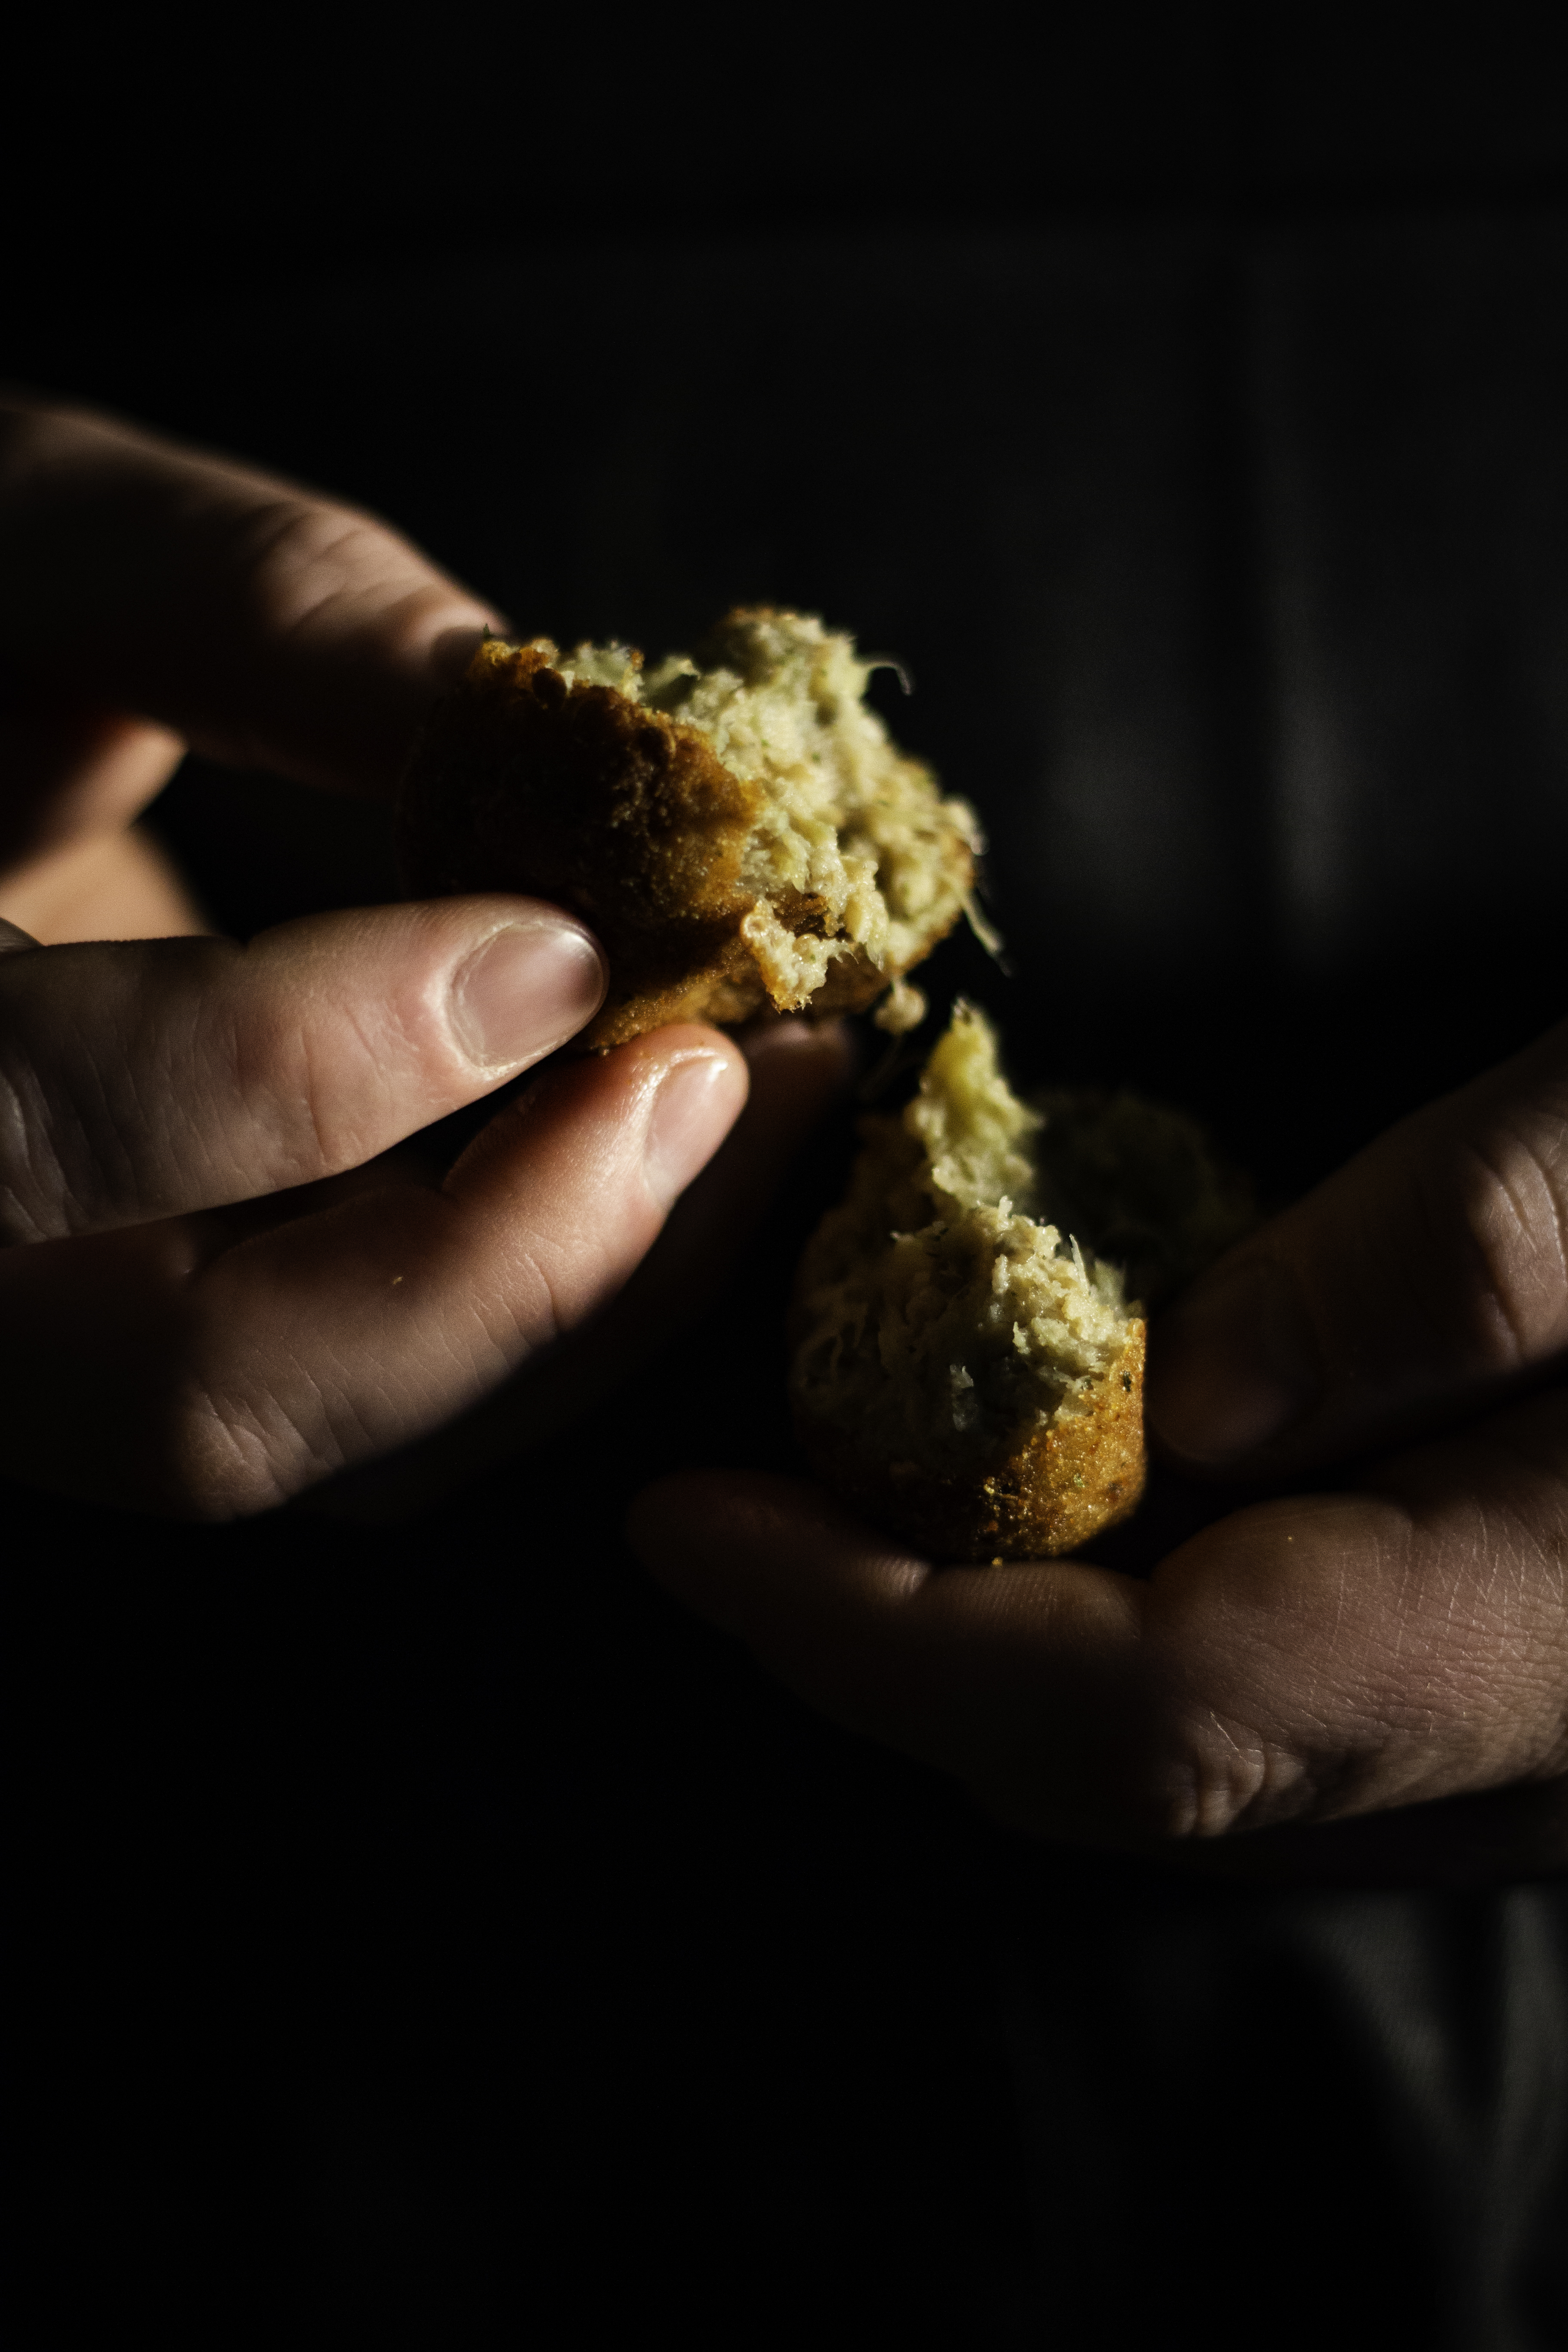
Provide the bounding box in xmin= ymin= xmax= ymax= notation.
xmin=1004 ymin=1871 xmax=1568 ymax=2350
xmin=7 ymin=214 xmax=1568 ymax=2344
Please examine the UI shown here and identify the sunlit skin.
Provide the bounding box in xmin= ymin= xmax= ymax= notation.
xmin=5 ymin=400 xmax=1563 ymax=1885
xmin=0 ymin=400 xmax=847 ymax=1515
xmin=631 ymin=979 xmax=1568 ymax=1886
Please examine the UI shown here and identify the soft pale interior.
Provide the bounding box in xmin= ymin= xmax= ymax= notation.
xmin=792 ymin=1004 xmax=1134 ymax=1461
xmin=548 ymin=611 xmax=978 ymax=1011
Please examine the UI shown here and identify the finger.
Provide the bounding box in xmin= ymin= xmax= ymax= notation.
xmin=638 ymin=1017 xmax=859 ymax=1325
xmin=0 ymin=895 xmax=606 ymax=1240
xmin=0 ymin=401 xmax=498 ymax=796
xmin=1148 ymin=1771 xmax=1568 ymax=1888
xmin=311 ymin=1016 xmax=857 ymax=1519
xmin=0 ymin=709 xmax=186 ymax=868
xmin=629 ymin=1389 xmax=1568 ymax=1852
xmin=630 ymin=1470 xmax=1155 ymax=1841
xmin=0 ymin=1026 xmax=749 ymax=1515
xmin=0 ymin=824 xmax=208 ymax=945
xmin=1148 ymin=1014 xmax=1568 ymax=1474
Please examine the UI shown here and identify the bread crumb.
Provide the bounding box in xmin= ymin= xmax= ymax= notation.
xmin=399 ymin=610 xmax=977 ymax=1048
xmin=790 ymin=1003 xmax=1145 ymax=1559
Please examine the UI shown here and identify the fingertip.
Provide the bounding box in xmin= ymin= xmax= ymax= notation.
xmin=640 ymin=1037 xmax=750 ymax=1211
xmin=627 ymin=1468 xmax=931 ymax=1614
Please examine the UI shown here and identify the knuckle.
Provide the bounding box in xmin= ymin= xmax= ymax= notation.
xmin=0 ymin=1035 xmax=132 ymax=1240
xmin=487 ymin=1231 xmax=570 ymax=1354
xmin=258 ymin=1009 xmax=347 ymax=1185
xmin=0 ymin=1060 xmax=64 ymax=1241
xmin=1 ymin=940 xmax=265 ymax=1240
xmin=153 ymin=1380 xmax=337 ymax=1520
xmin=1448 ymin=1106 xmax=1568 ymax=1367
xmin=232 ymin=497 xmax=412 ymax=645
xmin=203 ymin=987 xmax=364 ymax=1192
xmin=1133 ymin=1704 xmax=1313 ymax=1843
xmin=212 ymin=939 xmax=459 ymax=1191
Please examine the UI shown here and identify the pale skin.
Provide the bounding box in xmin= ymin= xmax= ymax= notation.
xmin=6 ymin=401 xmax=1563 ymax=1886
xmin=0 ymin=398 xmax=848 ymax=1514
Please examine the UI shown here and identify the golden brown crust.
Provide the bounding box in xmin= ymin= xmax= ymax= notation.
xmin=793 ymin=1326 xmax=1147 ymax=1561
xmin=397 ymin=641 xmax=760 ymax=1048
xmin=396 ymin=635 xmax=968 ymax=1050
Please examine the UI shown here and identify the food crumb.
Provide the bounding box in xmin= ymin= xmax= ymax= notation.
xmin=874 ymin=977 xmax=928 ymax=1034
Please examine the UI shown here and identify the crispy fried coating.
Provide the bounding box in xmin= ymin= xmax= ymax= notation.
xmin=397 ymin=611 xmax=979 ymax=1050
xmin=796 ymin=1332 xmax=1147 ymax=1561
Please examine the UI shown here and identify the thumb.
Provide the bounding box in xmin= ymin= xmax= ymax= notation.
xmin=1148 ymin=1014 xmax=1568 ymax=1473
xmin=0 ymin=897 xmax=606 ymax=1241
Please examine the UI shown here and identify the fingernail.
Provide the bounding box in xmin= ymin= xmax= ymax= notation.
xmin=643 ymin=1052 xmax=746 ymax=1211
xmin=1148 ymin=1258 xmax=1320 ymax=1466
xmin=449 ymin=917 xmax=605 ymax=1069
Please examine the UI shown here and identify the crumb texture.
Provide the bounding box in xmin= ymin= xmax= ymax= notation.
xmin=1026 ymin=1090 xmax=1256 ymax=1311
xmin=397 ymin=609 xmax=978 ymax=1047
xmin=790 ymin=1004 xmax=1143 ymax=1559
xmin=790 ymin=1006 xmax=1253 ymax=1559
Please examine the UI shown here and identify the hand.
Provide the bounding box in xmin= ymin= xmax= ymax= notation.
xmin=0 ymin=399 xmax=841 ymax=1516
xmin=629 ymin=1019 xmax=1568 ymax=1885
xmin=0 ymin=395 xmax=499 ymax=943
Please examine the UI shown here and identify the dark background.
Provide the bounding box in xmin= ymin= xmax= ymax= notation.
xmin=5 ymin=8 xmax=1568 ymax=2346
xmin=8 ymin=0 xmax=1568 ymax=329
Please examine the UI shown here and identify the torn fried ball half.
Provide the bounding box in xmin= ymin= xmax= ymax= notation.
xmin=397 ymin=608 xmax=983 ymax=1049
xmin=789 ymin=1004 xmax=1253 ymax=1562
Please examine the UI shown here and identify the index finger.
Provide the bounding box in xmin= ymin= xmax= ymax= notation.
xmin=0 ymin=399 xmax=499 ymax=796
